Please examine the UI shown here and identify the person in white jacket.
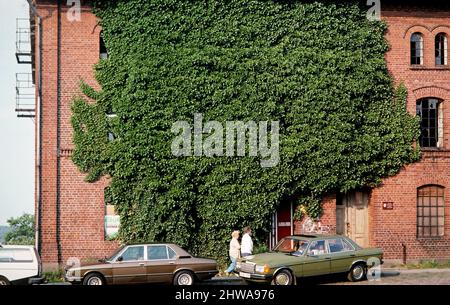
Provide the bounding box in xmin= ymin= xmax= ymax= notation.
xmin=241 ymin=226 xmax=253 ymax=257
xmin=225 ymin=230 xmax=241 ymax=274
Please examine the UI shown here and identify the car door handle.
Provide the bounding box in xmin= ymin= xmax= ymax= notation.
xmin=139 ymin=263 xmax=145 ymax=266
xmin=350 ymin=254 xmax=356 ymax=257
xmin=169 ymin=262 xmax=175 ymax=265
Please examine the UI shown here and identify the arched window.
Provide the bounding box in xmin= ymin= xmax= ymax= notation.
xmin=417 ymin=185 xmax=445 ymax=237
xmin=411 ymin=33 xmax=424 ymax=65
xmin=100 ymin=31 xmax=108 ymax=59
xmin=435 ymin=33 xmax=448 ymax=65
xmin=416 ymin=98 xmax=443 ymax=148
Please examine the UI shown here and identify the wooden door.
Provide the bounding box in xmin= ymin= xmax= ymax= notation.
xmin=336 ymin=191 xmax=369 ymax=247
xmin=345 ymin=191 xmax=369 ymax=247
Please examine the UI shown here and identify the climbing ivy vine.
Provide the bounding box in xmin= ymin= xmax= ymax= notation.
xmin=71 ymin=0 xmax=420 ymax=262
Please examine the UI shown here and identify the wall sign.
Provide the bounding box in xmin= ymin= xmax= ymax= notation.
xmin=105 ymin=205 xmax=120 ymax=238
xmin=105 ymin=215 xmax=120 ymax=238
xmin=382 ymin=202 xmax=394 ymax=210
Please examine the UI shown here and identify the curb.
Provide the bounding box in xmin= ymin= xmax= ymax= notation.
xmin=383 ymin=268 xmax=450 ymax=274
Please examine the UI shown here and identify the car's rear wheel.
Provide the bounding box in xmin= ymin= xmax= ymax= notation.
xmin=348 ymin=263 xmax=367 ymax=282
xmin=0 ymin=276 xmax=10 ymax=285
xmin=174 ymin=270 xmax=195 ymax=285
xmin=83 ymin=273 xmax=105 ymax=285
xmin=272 ymin=269 xmax=294 ymax=285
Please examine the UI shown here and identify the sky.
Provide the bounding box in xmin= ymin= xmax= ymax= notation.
xmin=0 ymin=0 xmax=34 ymax=226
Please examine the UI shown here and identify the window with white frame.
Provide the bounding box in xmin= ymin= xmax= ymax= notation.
xmin=411 ymin=32 xmax=424 ymax=65
xmin=435 ymin=33 xmax=448 ymax=66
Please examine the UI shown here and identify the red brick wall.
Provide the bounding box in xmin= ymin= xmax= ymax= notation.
xmin=294 ymin=194 xmax=337 ymax=235
xmin=34 ymin=2 xmax=450 ymax=266
xmin=369 ymin=7 xmax=450 ymax=261
xmin=35 ymin=1 xmax=117 ymax=269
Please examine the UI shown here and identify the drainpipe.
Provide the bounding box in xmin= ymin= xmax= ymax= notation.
xmin=402 ymin=243 xmax=407 ymax=265
xmin=26 ymin=0 xmax=43 ymax=256
xmin=56 ymin=0 xmax=62 ymax=266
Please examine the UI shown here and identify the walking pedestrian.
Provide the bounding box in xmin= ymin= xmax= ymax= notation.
xmin=225 ymin=230 xmax=240 ymax=275
xmin=241 ymin=226 xmax=253 ymax=258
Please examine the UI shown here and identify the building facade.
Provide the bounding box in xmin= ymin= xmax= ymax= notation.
xmin=25 ymin=1 xmax=450 ymax=268
xmin=275 ymin=3 xmax=450 ymax=263
xmin=26 ymin=0 xmax=117 ymax=269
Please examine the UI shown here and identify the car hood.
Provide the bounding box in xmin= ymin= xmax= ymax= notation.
xmin=67 ymin=261 xmax=112 ymax=271
xmin=243 ymin=252 xmax=302 ymax=268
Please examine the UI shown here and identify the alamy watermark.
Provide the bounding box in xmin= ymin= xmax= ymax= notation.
xmin=66 ymin=1 xmax=381 ymax=22
xmin=171 ymin=113 xmax=280 ymax=168
xmin=367 ymin=0 xmax=381 ymax=21
xmin=67 ymin=0 xmax=81 ymax=22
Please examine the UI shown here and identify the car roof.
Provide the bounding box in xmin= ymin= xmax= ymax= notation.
xmin=289 ymin=234 xmax=346 ymax=241
xmin=124 ymin=242 xmax=178 ymax=247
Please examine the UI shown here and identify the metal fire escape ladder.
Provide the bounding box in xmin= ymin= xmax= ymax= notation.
xmin=15 ymin=17 xmax=35 ymax=118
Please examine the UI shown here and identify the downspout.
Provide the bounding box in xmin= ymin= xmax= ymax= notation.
xmin=56 ymin=0 xmax=62 ymax=266
xmin=26 ymin=0 xmax=43 ymax=256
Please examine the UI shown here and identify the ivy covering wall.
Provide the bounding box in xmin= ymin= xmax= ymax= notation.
xmin=72 ymin=0 xmax=420 ymax=262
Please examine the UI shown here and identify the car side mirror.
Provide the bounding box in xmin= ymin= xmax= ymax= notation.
xmin=117 ymin=256 xmax=123 ymax=262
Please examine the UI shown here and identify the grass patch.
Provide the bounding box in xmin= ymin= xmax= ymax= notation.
xmin=43 ymin=270 xmax=64 ymax=283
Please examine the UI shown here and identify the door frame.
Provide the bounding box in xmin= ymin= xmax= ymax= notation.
xmin=270 ymin=202 xmax=294 ymax=249
xmin=336 ymin=191 xmax=370 ymax=248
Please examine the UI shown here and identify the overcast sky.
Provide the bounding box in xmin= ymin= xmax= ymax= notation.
xmin=0 ymin=0 xmax=34 ymax=226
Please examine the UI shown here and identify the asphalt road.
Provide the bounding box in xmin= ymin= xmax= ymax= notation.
xmin=40 ymin=268 xmax=450 ymax=285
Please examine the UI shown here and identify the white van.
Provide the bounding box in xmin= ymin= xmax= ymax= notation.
xmin=0 ymin=245 xmax=44 ymax=285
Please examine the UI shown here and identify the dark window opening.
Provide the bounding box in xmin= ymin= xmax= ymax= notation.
xmin=104 ymin=187 xmax=113 ymax=205
xmin=416 ymin=98 xmax=440 ymax=148
xmin=411 ymin=33 xmax=423 ymax=65
xmin=417 ymin=185 xmax=445 ymax=237
xmin=435 ymin=33 xmax=448 ymax=65
xmin=100 ymin=32 xmax=108 ymax=59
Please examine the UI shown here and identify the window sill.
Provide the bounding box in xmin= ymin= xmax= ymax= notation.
xmin=410 ymin=65 xmax=450 ymax=70
xmin=421 ymin=148 xmax=449 ymax=152
xmin=416 ymin=236 xmax=445 ymax=240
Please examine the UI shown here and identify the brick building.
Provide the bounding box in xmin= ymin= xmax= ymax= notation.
xmin=276 ymin=2 xmax=450 ymax=263
xmin=22 ymin=1 xmax=449 ymax=269
xmin=23 ymin=0 xmax=118 ymax=270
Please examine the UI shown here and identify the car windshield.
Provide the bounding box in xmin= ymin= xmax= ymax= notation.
xmin=273 ymin=238 xmax=309 ymax=255
xmin=106 ymin=246 xmax=125 ymax=262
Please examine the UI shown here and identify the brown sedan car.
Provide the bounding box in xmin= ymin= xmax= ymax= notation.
xmin=64 ymin=243 xmax=218 ymax=285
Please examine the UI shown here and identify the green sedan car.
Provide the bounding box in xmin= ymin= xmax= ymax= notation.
xmin=235 ymin=234 xmax=383 ymax=285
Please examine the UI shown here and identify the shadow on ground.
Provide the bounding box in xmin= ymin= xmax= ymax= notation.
xmin=206 ymin=270 xmax=402 ymax=286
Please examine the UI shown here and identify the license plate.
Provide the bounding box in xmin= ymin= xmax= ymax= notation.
xmin=239 ymin=272 xmax=251 ymax=279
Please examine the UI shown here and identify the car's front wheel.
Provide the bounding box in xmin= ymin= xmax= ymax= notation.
xmin=348 ymin=263 xmax=367 ymax=282
xmin=83 ymin=273 xmax=105 ymax=285
xmin=271 ymin=269 xmax=294 ymax=285
xmin=174 ymin=270 xmax=195 ymax=285
xmin=0 ymin=276 xmax=10 ymax=285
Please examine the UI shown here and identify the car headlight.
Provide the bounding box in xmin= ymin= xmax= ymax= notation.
xmin=255 ymin=264 xmax=270 ymax=274
xmin=66 ymin=269 xmax=74 ymax=277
